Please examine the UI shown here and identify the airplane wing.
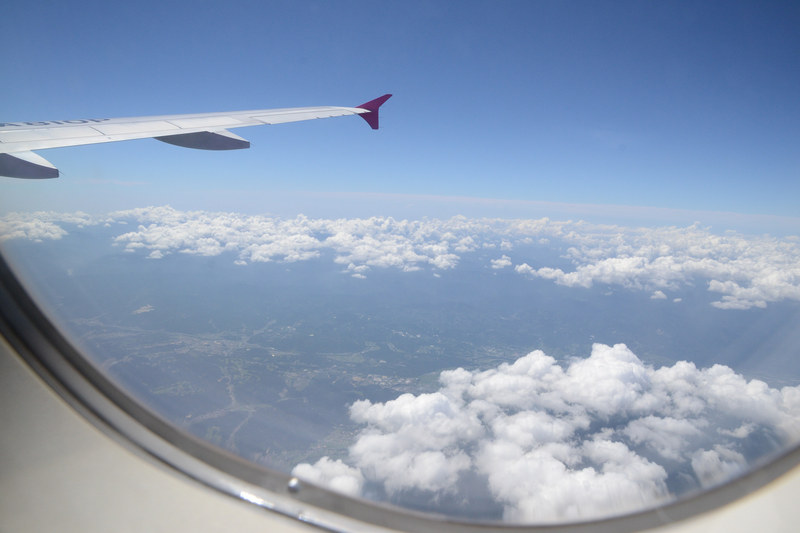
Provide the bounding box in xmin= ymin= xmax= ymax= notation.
xmin=0 ymin=94 xmax=392 ymax=179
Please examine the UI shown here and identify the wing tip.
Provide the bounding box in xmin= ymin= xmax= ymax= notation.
xmin=356 ymin=94 xmax=393 ymax=130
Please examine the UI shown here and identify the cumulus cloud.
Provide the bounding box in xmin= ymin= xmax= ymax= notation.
xmin=294 ymin=344 xmax=800 ymax=523
xmin=3 ymin=207 xmax=800 ymax=309
xmin=0 ymin=212 xmax=69 ymax=242
xmin=512 ymin=223 xmax=800 ymax=310
xmin=0 ymin=210 xmax=112 ymax=242
xmin=105 ymin=207 xmax=467 ymax=273
xmin=490 ymin=255 xmax=512 ymax=269
xmin=690 ymin=446 xmax=747 ymax=487
xmin=514 ymin=263 xmax=535 ymax=275
xmin=292 ymin=457 xmax=364 ymax=497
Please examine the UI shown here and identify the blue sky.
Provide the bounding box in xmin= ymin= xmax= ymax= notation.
xmin=1 ymin=1 xmax=798 ymax=225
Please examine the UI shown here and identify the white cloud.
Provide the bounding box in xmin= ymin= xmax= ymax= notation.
xmin=514 ymin=263 xmax=535 ymax=275
xmin=294 ymin=344 xmax=800 ymax=522
xmin=292 ymin=457 xmax=364 ymax=497
xmin=106 ymin=208 xmax=468 ymax=273
xmin=651 ymin=290 xmax=667 ymax=300
xmin=4 ymin=207 xmax=800 ymax=310
xmin=0 ymin=210 xmax=118 ymax=242
xmin=510 ymin=223 xmax=800 ymax=310
xmin=0 ymin=212 xmax=68 ymax=242
xmin=690 ymin=446 xmax=746 ymax=487
xmin=490 ymin=255 xmax=512 ymax=269
xmin=345 ymin=263 xmax=370 ymax=279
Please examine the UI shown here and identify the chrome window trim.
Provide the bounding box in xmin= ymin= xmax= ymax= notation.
xmin=2 ymin=250 xmax=799 ymax=533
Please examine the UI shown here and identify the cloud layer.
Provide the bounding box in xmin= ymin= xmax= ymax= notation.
xmin=0 ymin=210 xmax=96 ymax=242
xmin=513 ymin=223 xmax=800 ymax=310
xmin=294 ymin=343 xmax=800 ymax=522
xmin=2 ymin=206 xmax=800 ymax=309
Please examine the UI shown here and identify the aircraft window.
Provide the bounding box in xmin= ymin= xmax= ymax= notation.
xmin=2 ymin=2 xmax=800 ymax=530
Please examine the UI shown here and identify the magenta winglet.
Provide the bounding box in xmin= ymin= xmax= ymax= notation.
xmin=356 ymin=94 xmax=392 ymax=129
